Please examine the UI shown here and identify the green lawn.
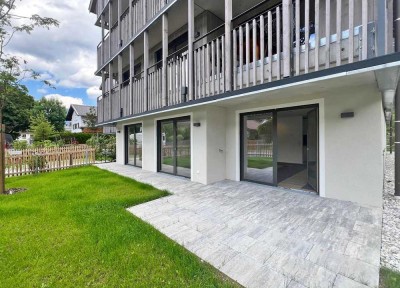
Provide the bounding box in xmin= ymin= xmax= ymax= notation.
xmin=163 ymin=156 xmax=191 ymax=169
xmin=0 ymin=167 xmax=237 ymax=288
xmin=380 ymin=267 xmax=400 ymax=288
xmin=247 ymin=156 xmax=273 ymax=169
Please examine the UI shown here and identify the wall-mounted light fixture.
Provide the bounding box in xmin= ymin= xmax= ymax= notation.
xmin=117 ymin=130 xmax=121 ymax=133
xmin=341 ymin=112 xmax=354 ymax=118
xmin=193 ymin=122 xmax=201 ymax=127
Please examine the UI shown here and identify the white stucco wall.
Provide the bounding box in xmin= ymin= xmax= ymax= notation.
xmin=114 ymin=81 xmax=385 ymax=207
xmin=71 ymin=112 xmax=85 ymax=133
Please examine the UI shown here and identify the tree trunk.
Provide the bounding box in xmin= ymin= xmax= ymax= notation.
xmin=0 ymin=108 xmax=5 ymax=194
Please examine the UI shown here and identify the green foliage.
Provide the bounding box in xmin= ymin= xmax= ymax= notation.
xmin=380 ymin=267 xmax=400 ymax=288
xmin=0 ymin=1 xmax=59 ymax=120
xmin=2 ymin=81 xmax=34 ymax=138
xmin=32 ymin=140 xmax=57 ymax=148
xmin=87 ymin=134 xmax=116 ymax=161
xmin=30 ymin=112 xmax=56 ymax=142
xmin=11 ymin=140 xmax=28 ymax=150
xmin=31 ymin=98 xmax=66 ymax=132
xmin=55 ymin=132 xmax=93 ymax=144
xmin=83 ymin=107 xmax=97 ymax=128
xmin=27 ymin=155 xmax=47 ymax=171
xmin=0 ymin=167 xmax=237 ymax=287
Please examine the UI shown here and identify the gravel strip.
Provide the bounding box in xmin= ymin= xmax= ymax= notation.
xmin=381 ymin=153 xmax=400 ymax=271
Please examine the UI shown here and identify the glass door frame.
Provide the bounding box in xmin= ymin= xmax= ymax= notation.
xmin=157 ymin=116 xmax=191 ymax=178
xmin=240 ymin=104 xmax=319 ymax=192
xmin=240 ymin=110 xmax=278 ymax=186
xmin=124 ymin=123 xmax=143 ymax=167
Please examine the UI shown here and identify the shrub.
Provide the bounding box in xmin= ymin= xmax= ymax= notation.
xmin=87 ymin=134 xmax=116 ymax=161
xmin=56 ymin=132 xmax=93 ymax=144
xmin=28 ymin=155 xmax=47 ymax=171
xmin=12 ymin=140 xmax=29 ymax=150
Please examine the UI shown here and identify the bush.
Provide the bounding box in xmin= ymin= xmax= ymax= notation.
xmin=32 ymin=140 xmax=58 ymax=148
xmin=12 ymin=140 xmax=29 ymax=150
xmin=87 ymin=134 xmax=116 ymax=161
xmin=28 ymin=155 xmax=47 ymax=171
xmin=54 ymin=132 xmax=93 ymax=144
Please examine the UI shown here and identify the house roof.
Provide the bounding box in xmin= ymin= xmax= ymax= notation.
xmin=66 ymin=105 xmax=97 ymax=121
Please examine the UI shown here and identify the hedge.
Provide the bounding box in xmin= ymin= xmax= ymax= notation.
xmin=52 ymin=132 xmax=94 ymax=144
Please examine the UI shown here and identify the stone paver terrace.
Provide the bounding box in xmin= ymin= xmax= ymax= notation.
xmin=96 ymin=163 xmax=382 ymax=288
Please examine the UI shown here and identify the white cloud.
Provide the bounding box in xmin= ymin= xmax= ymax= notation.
xmin=37 ymin=88 xmax=47 ymax=94
xmin=8 ymin=1 xmax=100 ymax=90
xmin=86 ymin=86 xmax=101 ymax=100
xmin=44 ymin=94 xmax=83 ymax=109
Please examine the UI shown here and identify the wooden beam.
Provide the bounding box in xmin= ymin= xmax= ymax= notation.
xmin=109 ymin=0 xmax=112 ymax=57
xmin=144 ymin=30 xmax=149 ymax=111
xmin=282 ymin=0 xmax=291 ymax=78
xmin=118 ymin=54 xmax=123 ymax=117
xmin=162 ymin=13 xmax=168 ymax=106
xmin=101 ymin=14 xmax=105 ymax=65
xmin=129 ymin=43 xmax=134 ymax=115
xmin=128 ymin=0 xmax=132 ymax=38
xmin=188 ymin=0 xmax=194 ymax=100
xmin=109 ymin=62 xmax=114 ymax=118
xmin=224 ymin=0 xmax=232 ymax=91
xmin=325 ymin=0 xmax=330 ymax=69
xmin=118 ymin=0 xmax=121 ymax=48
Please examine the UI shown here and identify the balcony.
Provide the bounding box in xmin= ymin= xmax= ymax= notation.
xmin=96 ymin=0 xmax=173 ymax=70
xmin=97 ymin=0 xmax=396 ymax=124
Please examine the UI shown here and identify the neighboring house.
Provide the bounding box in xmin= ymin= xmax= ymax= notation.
xmin=89 ymin=0 xmax=400 ymax=207
xmin=65 ymin=121 xmax=72 ymax=132
xmin=66 ymin=104 xmax=95 ymax=133
xmin=66 ymin=104 xmax=116 ymax=134
xmin=17 ymin=131 xmax=33 ymax=145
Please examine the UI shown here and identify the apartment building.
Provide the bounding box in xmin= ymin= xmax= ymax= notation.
xmin=89 ymin=0 xmax=400 ymax=207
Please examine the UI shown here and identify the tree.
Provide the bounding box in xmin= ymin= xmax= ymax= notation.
xmin=32 ymin=98 xmax=66 ymax=132
xmin=83 ymin=107 xmax=97 ymax=128
xmin=30 ymin=112 xmax=56 ymax=142
xmin=2 ymin=79 xmax=34 ymax=138
xmin=0 ymin=1 xmax=59 ymax=193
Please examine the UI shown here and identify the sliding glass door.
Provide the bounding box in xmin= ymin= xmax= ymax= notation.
xmin=125 ymin=123 xmax=142 ymax=167
xmin=158 ymin=117 xmax=191 ymax=178
xmin=241 ymin=112 xmax=276 ymax=185
xmin=241 ymin=105 xmax=319 ymax=193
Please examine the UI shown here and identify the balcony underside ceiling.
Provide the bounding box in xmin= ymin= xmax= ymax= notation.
xmin=102 ymin=59 xmax=400 ymax=127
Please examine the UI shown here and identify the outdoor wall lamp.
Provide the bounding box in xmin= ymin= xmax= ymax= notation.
xmin=341 ymin=112 xmax=354 ymax=118
xmin=117 ymin=130 xmax=121 ymax=133
xmin=193 ymin=123 xmax=201 ymax=127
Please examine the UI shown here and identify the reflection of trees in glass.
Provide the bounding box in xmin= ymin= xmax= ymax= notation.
xmin=257 ymin=117 xmax=273 ymax=143
xmin=162 ymin=123 xmax=174 ymax=144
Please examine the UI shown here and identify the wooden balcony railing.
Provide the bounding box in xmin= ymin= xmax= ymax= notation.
xmin=110 ymin=23 xmax=119 ymax=57
xmin=194 ymin=33 xmax=226 ymax=99
xmin=132 ymin=71 xmax=146 ymax=114
xmin=148 ymin=62 xmax=163 ymax=110
xmin=120 ymin=7 xmax=130 ymax=47
xmin=97 ymin=32 xmax=110 ymax=69
xmin=96 ymin=0 xmax=107 ymax=18
xmin=97 ymin=0 xmax=395 ymax=124
xmin=167 ymin=47 xmax=189 ymax=106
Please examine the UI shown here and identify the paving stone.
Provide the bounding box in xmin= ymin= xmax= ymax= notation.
xmin=307 ymin=246 xmax=379 ymax=287
xmin=265 ymin=250 xmax=336 ymax=288
xmin=333 ymin=274 xmax=370 ymax=288
xmin=220 ymin=253 xmax=263 ymax=285
xmin=97 ymin=163 xmax=382 ymax=288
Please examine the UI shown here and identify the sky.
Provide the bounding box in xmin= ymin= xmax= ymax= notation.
xmin=7 ymin=0 xmax=101 ymax=108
